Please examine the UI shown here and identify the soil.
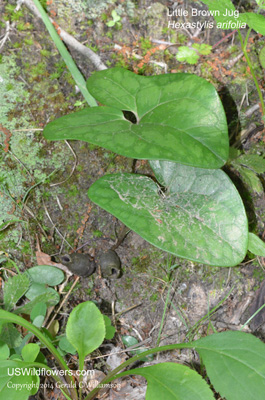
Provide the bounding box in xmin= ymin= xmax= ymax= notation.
xmin=1 ymin=1 xmax=265 ymax=399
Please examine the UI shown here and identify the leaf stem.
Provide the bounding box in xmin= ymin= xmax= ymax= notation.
xmin=32 ymin=0 xmax=97 ymax=108
xmin=0 ymin=310 xmax=78 ymax=400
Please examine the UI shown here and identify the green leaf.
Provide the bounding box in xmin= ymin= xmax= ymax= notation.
xmin=26 ymin=265 xmax=65 ymax=286
xmin=259 ymin=46 xmax=265 ymax=69
xmin=106 ymin=20 xmax=115 ymax=27
xmin=176 ymin=46 xmax=199 ymax=64
xmin=192 ymin=43 xmax=212 ymax=55
xmin=248 ymin=232 xmax=265 ymax=256
xmin=4 ymin=274 xmax=30 ymax=311
xmin=0 ymin=341 xmax=9 ymax=360
xmin=25 ymin=285 xmax=59 ymax=302
xmin=0 ymin=323 xmax=22 ymax=348
xmin=0 ymin=360 xmax=39 ymax=399
xmin=193 ymin=331 xmax=265 ymax=400
xmin=14 ymin=290 xmax=60 ymax=315
xmin=117 ymin=363 xmax=215 ymax=400
xmin=30 ymin=303 xmax=47 ymax=322
xmin=66 ymin=301 xmax=105 ymax=369
xmin=59 ymin=336 xmax=77 ymax=355
xmin=32 ymin=315 xmax=45 ymax=328
xmin=121 ymin=336 xmax=153 ymax=361
xmin=122 ymin=335 xmax=138 ymax=347
xmin=239 ymin=13 xmax=265 ymax=35
xmin=88 ymin=162 xmax=248 ymax=267
xmin=103 ymin=315 xmax=115 ymax=340
xmin=21 ymin=343 xmax=40 ymax=362
xmin=233 ymin=165 xmax=263 ymax=194
xmin=44 ymin=67 xmax=229 ymax=169
xmin=199 ymin=0 xmax=237 ymax=24
xmin=25 ymin=283 xmax=48 ymax=300
xmin=255 ymin=0 xmax=265 ymax=9
xmin=234 ymin=154 xmax=265 ymax=174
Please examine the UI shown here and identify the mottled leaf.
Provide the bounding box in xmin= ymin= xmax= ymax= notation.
xmin=44 ymin=68 xmax=229 ymax=169
xmin=88 ymin=162 xmax=248 ymax=267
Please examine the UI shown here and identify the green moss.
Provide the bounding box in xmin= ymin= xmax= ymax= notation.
xmin=92 ymin=230 xmax=103 ymax=238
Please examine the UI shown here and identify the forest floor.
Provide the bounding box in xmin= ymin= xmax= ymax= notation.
xmin=1 ymin=1 xmax=265 ymax=399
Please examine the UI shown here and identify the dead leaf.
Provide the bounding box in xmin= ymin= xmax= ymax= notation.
xmin=35 ymin=250 xmax=71 ymax=274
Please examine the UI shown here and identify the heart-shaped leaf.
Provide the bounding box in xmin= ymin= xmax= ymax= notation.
xmin=88 ymin=162 xmax=248 ymax=267
xmin=192 ymin=331 xmax=265 ymax=400
xmin=116 ymin=363 xmax=215 ymax=400
xmin=44 ymin=68 xmax=229 ymax=169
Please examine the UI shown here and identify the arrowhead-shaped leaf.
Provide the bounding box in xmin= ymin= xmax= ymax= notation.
xmin=193 ymin=331 xmax=265 ymax=400
xmin=88 ymin=162 xmax=248 ymax=267
xmin=44 ymin=68 xmax=229 ymax=169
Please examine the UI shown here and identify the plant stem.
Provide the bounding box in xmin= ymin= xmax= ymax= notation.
xmin=156 ymin=281 xmax=172 ymax=346
xmin=237 ymin=29 xmax=265 ymax=117
xmin=0 ymin=310 xmax=78 ymax=400
xmin=32 ymin=0 xmax=97 ymax=107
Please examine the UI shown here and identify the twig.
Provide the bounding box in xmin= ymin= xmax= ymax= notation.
xmin=90 ymin=338 xmax=152 ymax=361
xmin=45 ymin=276 xmax=79 ymax=329
xmin=212 ymin=29 xmax=237 ymax=49
xmin=228 ymin=51 xmax=244 ymax=68
xmin=0 ymin=22 xmax=10 ymax=52
xmin=42 ymin=200 xmax=74 ymax=250
xmin=22 ymin=0 xmax=107 ymax=71
xmin=114 ymin=303 xmax=142 ymax=318
xmin=245 ymin=103 xmax=260 ymax=117
xmin=151 ymin=38 xmax=175 ymax=46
